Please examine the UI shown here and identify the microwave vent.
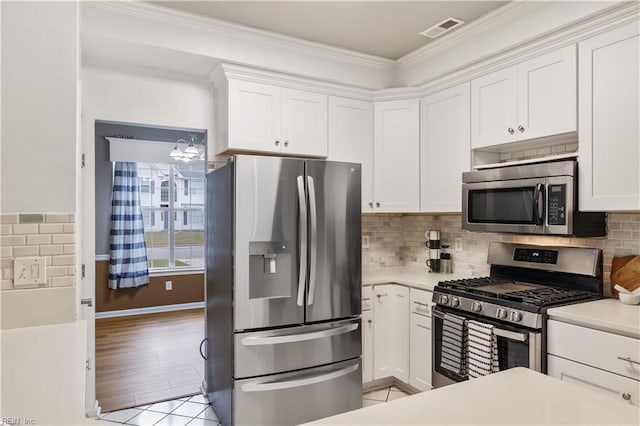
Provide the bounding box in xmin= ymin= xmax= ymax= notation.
xmin=420 ymin=17 xmax=465 ymax=38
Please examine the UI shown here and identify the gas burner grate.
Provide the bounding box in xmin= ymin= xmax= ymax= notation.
xmin=438 ymin=276 xmax=511 ymax=290
xmin=502 ymin=287 xmax=595 ymax=307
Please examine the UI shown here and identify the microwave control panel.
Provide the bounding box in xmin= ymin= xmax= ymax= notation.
xmin=547 ymin=184 xmax=566 ymax=225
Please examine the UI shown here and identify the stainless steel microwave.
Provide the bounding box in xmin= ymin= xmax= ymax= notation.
xmin=462 ymin=160 xmax=607 ymax=236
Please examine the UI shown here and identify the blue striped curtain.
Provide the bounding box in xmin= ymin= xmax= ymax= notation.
xmin=109 ymin=162 xmax=150 ymax=289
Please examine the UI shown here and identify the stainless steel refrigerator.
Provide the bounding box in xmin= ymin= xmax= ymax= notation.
xmin=205 ymin=155 xmax=362 ymax=426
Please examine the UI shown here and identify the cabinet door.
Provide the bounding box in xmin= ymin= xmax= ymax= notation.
xmin=373 ymin=100 xmax=420 ymax=212
xmin=548 ymin=355 xmax=639 ymax=406
xmin=409 ymin=313 xmax=432 ymax=391
xmin=578 ymin=22 xmax=640 ymax=211
xmin=362 ymin=309 xmax=374 ymax=383
xmin=420 ymin=83 xmax=471 ymax=212
xmin=471 ymin=66 xmax=518 ymax=148
xmin=392 ymin=285 xmax=410 ymax=383
xmin=228 ymin=79 xmax=281 ymax=152
xmin=373 ymin=285 xmax=393 ymax=379
xmin=281 ymin=88 xmax=328 ymax=157
xmin=328 ymin=97 xmax=374 ymax=212
xmin=517 ymin=45 xmax=577 ymax=141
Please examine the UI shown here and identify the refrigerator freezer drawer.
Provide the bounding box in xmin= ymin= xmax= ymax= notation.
xmin=234 ymin=318 xmax=361 ymax=378
xmin=234 ymin=358 xmax=362 ymax=426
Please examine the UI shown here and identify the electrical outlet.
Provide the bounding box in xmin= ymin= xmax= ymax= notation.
xmin=455 ymin=238 xmax=463 ymax=252
xmin=13 ymin=257 xmax=46 ymax=287
xmin=362 ymin=235 xmax=370 ymax=249
xmin=165 ymin=280 xmax=173 ymax=291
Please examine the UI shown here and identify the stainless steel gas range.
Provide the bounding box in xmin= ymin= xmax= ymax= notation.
xmin=432 ymin=242 xmax=603 ymax=388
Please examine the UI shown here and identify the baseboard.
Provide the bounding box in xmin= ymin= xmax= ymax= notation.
xmin=95 ymin=302 xmax=205 ymax=319
xmin=363 ymin=376 xmax=424 ymax=395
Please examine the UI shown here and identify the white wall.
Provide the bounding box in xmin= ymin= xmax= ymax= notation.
xmin=1 ymin=1 xmax=79 ymax=213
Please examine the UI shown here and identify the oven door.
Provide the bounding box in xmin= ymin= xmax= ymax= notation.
xmin=431 ymin=306 xmax=542 ymax=388
xmin=462 ymin=178 xmax=547 ymax=234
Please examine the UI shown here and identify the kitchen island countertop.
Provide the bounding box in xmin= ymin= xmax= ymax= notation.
xmin=303 ymin=367 xmax=640 ymax=425
xmin=548 ymin=298 xmax=640 ymax=338
xmin=362 ymin=265 xmax=471 ymax=292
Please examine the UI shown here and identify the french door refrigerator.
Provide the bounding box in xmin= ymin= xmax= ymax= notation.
xmin=205 ymin=155 xmax=362 ymax=426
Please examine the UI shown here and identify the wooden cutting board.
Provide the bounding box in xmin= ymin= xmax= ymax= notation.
xmin=611 ymin=255 xmax=640 ymax=296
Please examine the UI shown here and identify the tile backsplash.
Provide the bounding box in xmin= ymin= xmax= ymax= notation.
xmin=363 ymin=212 xmax=640 ymax=296
xmin=0 ymin=213 xmax=76 ymax=290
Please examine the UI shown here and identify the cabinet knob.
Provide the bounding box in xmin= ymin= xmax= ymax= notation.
xmin=275 ymin=140 xmax=280 ymax=146
xmin=622 ymin=393 xmax=631 ymax=401
xmin=376 ymin=202 xmax=380 ymax=208
xmin=284 ymin=140 xmax=289 ymax=147
xmin=517 ymin=125 xmax=525 ymax=133
xmin=369 ymin=202 xmax=373 ymax=208
xmin=367 ymin=319 xmax=372 ymax=324
xmin=507 ymin=127 xmax=515 ymax=135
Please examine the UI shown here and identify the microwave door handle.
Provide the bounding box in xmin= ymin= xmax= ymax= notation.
xmin=533 ymin=183 xmax=545 ymax=226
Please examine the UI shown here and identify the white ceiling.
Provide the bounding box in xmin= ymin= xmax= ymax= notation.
xmin=150 ymin=1 xmax=509 ymax=60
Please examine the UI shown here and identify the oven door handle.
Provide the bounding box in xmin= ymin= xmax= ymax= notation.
xmin=493 ymin=328 xmax=528 ymax=343
xmin=432 ymin=308 xmax=528 ymax=343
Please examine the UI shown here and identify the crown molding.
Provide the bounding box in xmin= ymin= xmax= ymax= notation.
xmin=210 ymin=62 xmax=376 ymax=102
xmin=396 ymin=1 xmax=538 ymax=68
xmin=412 ymin=1 xmax=640 ymax=98
xmin=83 ymin=1 xmax=395 ymax=71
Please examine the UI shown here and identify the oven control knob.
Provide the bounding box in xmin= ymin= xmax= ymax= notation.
xmin=510 ymin=311 xmax=523 ymax=322
xmin=471 ymin=301 xmax=482 ymax=312
xmin=450 ymin=297 xmax=460 ymax=307
xmin=439 ymin=295 xmax=450 ymax=305
xmin=496 ymin=308 xmax=508 ymax=320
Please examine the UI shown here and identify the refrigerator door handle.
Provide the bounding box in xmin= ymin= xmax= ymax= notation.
xmin=240 ymin=363 xmax=359 ymax=392
xmin=241 ymin=322 xmax=359 ymax=346
xmin=296 ymin=175 xmax=308 ymax=307
xmin=307 ymin=175 xmax=318 ymax=306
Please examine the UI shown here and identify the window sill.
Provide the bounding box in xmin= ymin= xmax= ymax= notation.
xmin=149 ymin=268 xmax=204 ymax=277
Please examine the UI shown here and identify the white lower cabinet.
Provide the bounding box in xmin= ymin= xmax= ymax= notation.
xmin=548 ymin=355 xmax=639 ymax=406
xmin=365 ymin=284 xmax=432 ymax=390
xmin=361 ymin=286 xmax=374 ymax=384
xmin=409 ymin=313 xmax=432 ymax=391
xmin=547 ymin=320 xmax=640 ymax=407
xmin=373 ymin=284 xmax=409 ymax=383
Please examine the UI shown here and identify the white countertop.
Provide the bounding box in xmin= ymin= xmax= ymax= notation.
xmin=304 ymin=368 xmax=640 ymax=425
xmin=362 ymin=266 xmax=471 ymax=292
xmin=548 ymin=298 xmax=640 ymax=339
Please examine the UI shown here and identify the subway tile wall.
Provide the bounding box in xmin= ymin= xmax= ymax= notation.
xmin=0 ymin=213 xmax=76 ymax=290
xmin=363 ymin=213 xmax=640 ymax=297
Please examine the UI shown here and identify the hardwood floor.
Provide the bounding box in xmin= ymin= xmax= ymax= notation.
xmin=96 ymin=308 xmax=205 ymax=413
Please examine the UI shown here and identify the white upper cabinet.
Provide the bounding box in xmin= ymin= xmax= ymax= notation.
xmin=373 ymin=99 xmax=420 ymax=212
xmin=420 ymin=82 xmax=471 ymax=212
xmin=281 ymin=88 xmax=328 ymax=157
xmin=578 ymin=22 xmax=640 ymax=211
xmin=218 ymin=78 xmax=328 ymax=157
xmin=327 ymin=97 xmax=374 ymax=212
xmin=471 ymin=45 xmax=576 ymax=149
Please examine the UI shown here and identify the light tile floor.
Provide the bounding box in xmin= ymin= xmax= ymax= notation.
xmin=99 ymin=394 xmax=219 ymax=426
xmin=362 ymin=385 xmax=411 ymax=407
xmin=100 ymin=386 xmax=410 ymax=425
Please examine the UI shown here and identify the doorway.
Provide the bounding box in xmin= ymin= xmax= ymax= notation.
xmin=92 ymin=121 xmax=207 ymax=413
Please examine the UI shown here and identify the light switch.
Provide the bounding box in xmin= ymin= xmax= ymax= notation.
xmin=13 ymin=257 xmax=46 ymax=287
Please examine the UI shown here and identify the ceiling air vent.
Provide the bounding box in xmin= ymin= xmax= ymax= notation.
xmin=420 ymin=17 xmax=465 ymax=39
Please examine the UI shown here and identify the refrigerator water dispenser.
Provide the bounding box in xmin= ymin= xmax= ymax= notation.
xmin=249 ymin=241 xmax=292 ymax=299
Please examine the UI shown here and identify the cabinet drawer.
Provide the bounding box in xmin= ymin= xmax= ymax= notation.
xmin=362 ymin=286 xmax=373 ymax=311
xmin=548 ymin=355 xmax=639 ymax=406
xmin=410 ymin=288 xmax=433 ymax=316
xmin=547 ymin=320 xmax=640 ymax=381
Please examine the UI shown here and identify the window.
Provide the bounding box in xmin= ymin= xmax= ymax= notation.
xmin=138 ymin=162 xmax=205 ymax=270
